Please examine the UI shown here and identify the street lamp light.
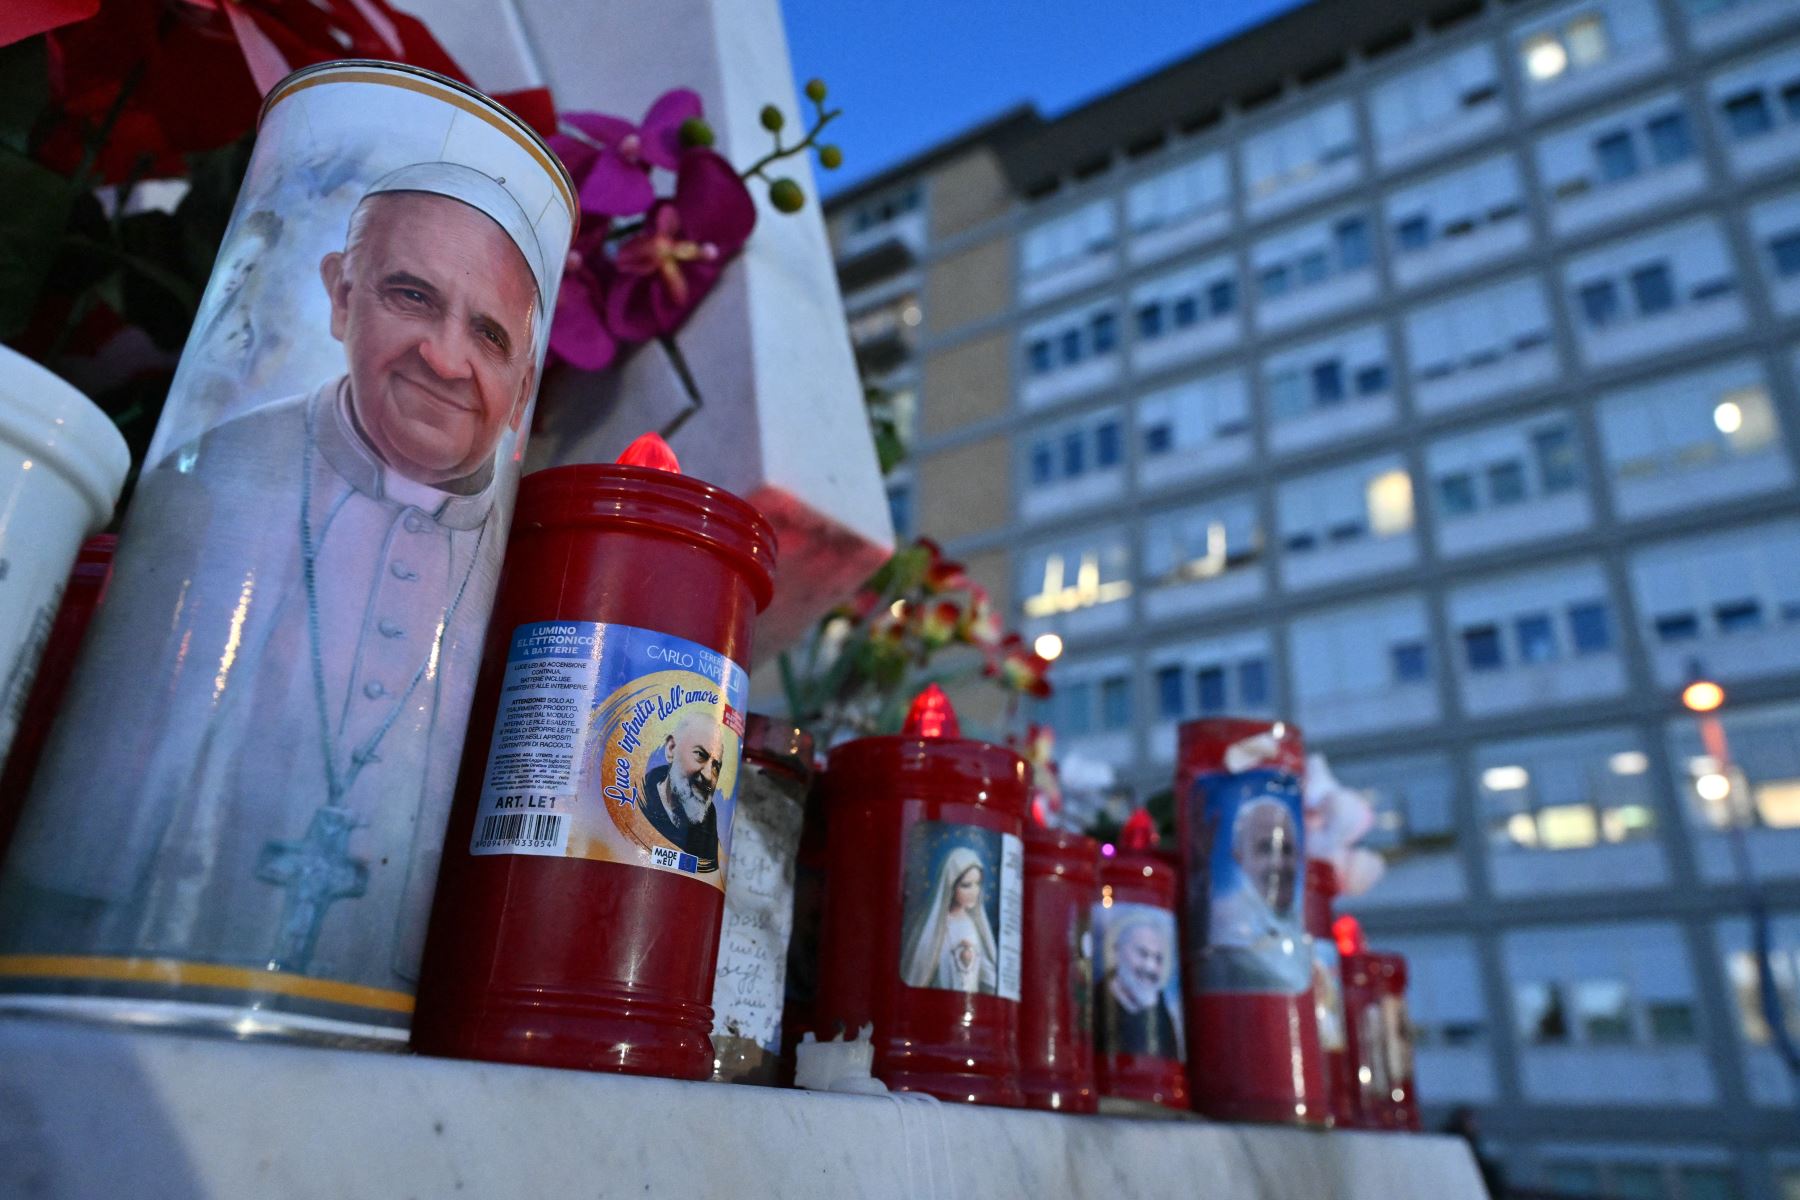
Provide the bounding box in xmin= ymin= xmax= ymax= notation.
xmin=1681 ymin=677 xmax=1724 ymax=714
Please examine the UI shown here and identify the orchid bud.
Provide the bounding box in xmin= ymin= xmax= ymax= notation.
xmin=805 ymin=78 xmax=828 ymax=103
xmin=678 ymin=117 xmax=714 ymax=148
xmin=769 ymin=178 xmax=804 ymax=213
xmin=818 ymin=144 xmax=843 ymax=170
xmin=760 ymin=105 xmax=785 ymax=132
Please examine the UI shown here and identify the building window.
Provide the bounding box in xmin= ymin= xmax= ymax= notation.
xmin=1646 ymin=110 xmax=1692 ymax=164
xmin=1090 ymin=311 xmax=1118 ymax=354
xmin=1770 ymin=231 xmax=1800 ymax=277
xmin=1335 ymin=217 xmax=1371 ymax=270
xmin=1725 ymin=945 xmax=1799 ymax=1045
xmin=1395 ymin=213 xmax=1430 ymax=251
xmin=1517 ymin=981 xmax=1570 ymax=1043
xmin=1143 ymin=423 xmax=1174 ymax=455
xmin=1579 ymin=279 xmax=1621 ymax=326
xmin=1516 ymin=613 xmax=1560 ymax=663
xmin=1654 ymin=612 xmax=1702 ymax=642
xmin=1137 ymin=304 xmax=1164 ymax=339
xmin=1059 ymin=329 xmax=1083 ymax=365
xmin=1029 ymin=444 xmax=1054 ymax=485
xmin=1629 ymin=262 xmax=1676 ymax=314
xmin=1195 ymin=666 xmax=1227 ymax=715
xmin=1722 ymin=90 xmax=1774 ymax=138
xmin=1239 ymin=659 xmax=1270 ymax=708
xmin=1716 ymin=598 xmax=1765 ymax=633
xmin=1061 ymin=431 xmax=1085 ymax=477
xmin=1094 ymin=420 xmax=1122 ymax=468
xmin=1155 ymin=665 xmax=1183 ymax=719
xmin=1464 ymin=625 xmax=1505 ymax=671
xmin=1063 ymin=681 xmax=1092 ymax=736
xmin=1595 ymin=129 xmax=1639 ymax=181
xmin=1574 ymin=979 xmax=1634 ymax=1043
xmin=1027 ymin=340 xmax=1053 ymax=375
xmin=1101 ymin=676 xmax=1132 ymax=730
xmin=887 ymin=484 xmax=912 ymax=540
xmin=1532 ymin=426 xmax=1582 ymax=492
xmin=1487 ymin=460 xmax=1528 ymax=506
xmin=1391 ymin=641 xmax=1430 ymax=683
xmin=1569 ymin=601 xmax=1613 ymax=653
xmin=1484 ymin=730 xmax=1659 ymax=852
xmin=1438 ymin=473 xmax=1478 ymax=515
xmin=1207 ymin=279 xmax=1237 ymax=316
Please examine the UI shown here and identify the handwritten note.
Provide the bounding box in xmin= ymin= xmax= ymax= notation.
xmin=711 ymin=772 xmax=806 ymax=1051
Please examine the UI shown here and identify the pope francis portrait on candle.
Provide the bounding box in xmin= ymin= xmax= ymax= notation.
xmin=0 ymin=160 xmax=555 ymax=1003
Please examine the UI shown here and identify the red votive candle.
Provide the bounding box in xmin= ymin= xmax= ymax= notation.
xmin=1093 ymin=810 xmax=1189 ymax=1112
xmin=412 ymin=439 xmax=776 ymax=1079
xmin=1305 ymin=859 xmax=1355 ymax=1127
xmin=814 ymin=685 xmax=1027 ymax=1105
xmin=1176 ymin=717 xmax=1328 ymax=1125
xmin=1019 ymin=822 xmax=1099 ymax=1113
xmin=1344 ymin=949 xmax=1421 ymax=1131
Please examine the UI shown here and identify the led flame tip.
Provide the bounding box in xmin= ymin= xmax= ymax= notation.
xmin=1118 ymin=808 xmax=1158 ymax=851
xmin=903 ymin=683 xmax=961 ymax=740
xmin=617 ymin=432 xmax=682 ymax=473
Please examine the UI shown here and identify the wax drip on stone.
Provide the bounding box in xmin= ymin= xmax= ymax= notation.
xmin=902 ymin=682 xmax=961 ymax=740
xmin=1119 ymin=807 xmax=1158 ymax=851
xmin=617 ymin=432 xmax=682 ymax=473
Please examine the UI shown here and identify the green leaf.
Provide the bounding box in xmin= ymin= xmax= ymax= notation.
xmin=0 ymin=147 xmax=76 ymax=339
xmin=0 ymin=39 xmax=49 ymax=155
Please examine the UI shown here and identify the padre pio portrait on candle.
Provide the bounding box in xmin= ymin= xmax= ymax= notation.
xmin=640 ymin=710 xmax=730 ymax=873
xmin=1093 ymin=903 xmax=1185 ymax=1061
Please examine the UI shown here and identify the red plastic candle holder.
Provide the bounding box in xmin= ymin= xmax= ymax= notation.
xmin=412 ymin=454 xmax=776 ymax=1080
xmin=1176 ymin=717 xmax=1328 ymax=1125
xmin=1093 ymin=814 xmax=1188 ymax=1112
xmin=1019 ymin=823 xmax=1099 ymax=1113
xmin=813 ymin=687 xmax=1028 ymax=1106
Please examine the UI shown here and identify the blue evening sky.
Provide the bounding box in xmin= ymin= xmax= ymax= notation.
xmin=781 ymin=0 xmax=1310 ymax=198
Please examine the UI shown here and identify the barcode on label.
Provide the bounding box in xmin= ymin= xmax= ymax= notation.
xmin=471 ymin=811 xmax=568 ymax=855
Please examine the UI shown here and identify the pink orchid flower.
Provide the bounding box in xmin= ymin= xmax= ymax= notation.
xmin=607 ymin=149 xmax=755 ymax=342
xmin=548 ymin=228 xmax=618 ymax=371
xmin=552 ymin=89 xmax=702 ymax=218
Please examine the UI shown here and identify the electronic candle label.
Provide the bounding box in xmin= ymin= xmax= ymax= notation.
xmin=471 ymin=620 xmax=748 ymax=890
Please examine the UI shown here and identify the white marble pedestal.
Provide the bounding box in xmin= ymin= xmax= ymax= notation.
xmin=0 ymin=1014 xmax=1488 ymax=1199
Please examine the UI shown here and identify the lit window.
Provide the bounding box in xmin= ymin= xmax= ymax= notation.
xmin=1522 ymin=34 xmax=1568 ymax=81
xmin=1726 ymin=947 xmax=1799 ymax=1045
xmin=1573 ymin=979 xmax=1633 ymax=1042
xmin=1366 ymin=469 xmax=1415 ymax=536
xmin=1565 ymin=14 xmax=1608 ymax=66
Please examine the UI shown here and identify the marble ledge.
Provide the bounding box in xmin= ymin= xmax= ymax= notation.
xmin=0 ymin=1014 xmax=1488 ymax=1200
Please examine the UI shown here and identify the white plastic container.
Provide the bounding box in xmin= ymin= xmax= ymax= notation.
xmin=0 ymin=347 xmax=129 ymax=766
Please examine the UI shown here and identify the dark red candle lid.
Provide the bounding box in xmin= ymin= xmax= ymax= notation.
xmin=512 ymin=462 xmax=778 ymax=612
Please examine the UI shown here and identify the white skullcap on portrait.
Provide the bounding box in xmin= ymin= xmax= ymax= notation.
xmin=363 ymin=161 xmax=554 ymax=317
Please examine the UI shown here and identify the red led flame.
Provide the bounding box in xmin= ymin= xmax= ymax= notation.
xmin=1333 ymin=914 xmax=1366 ymax=957
xmin=617 ymin=432 xmax=682 ymax=473
xmin=1118 ymin=807 xmax=1158 ymax=851
xmin=903 ymin=683 xmax=961 ymax=740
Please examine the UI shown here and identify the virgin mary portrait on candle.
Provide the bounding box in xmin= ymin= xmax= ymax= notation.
xmin=900 ymin=844 xmax=1000 ymax=994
